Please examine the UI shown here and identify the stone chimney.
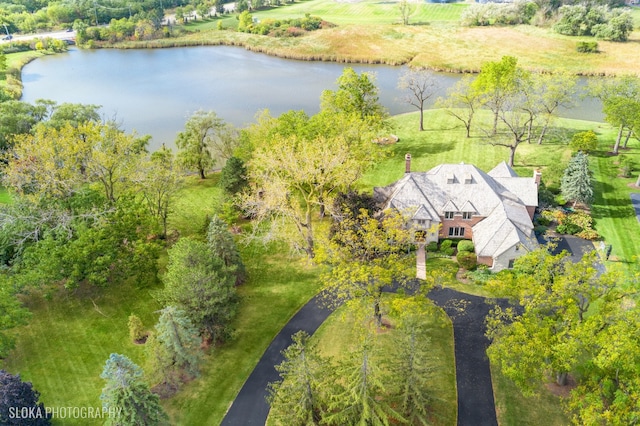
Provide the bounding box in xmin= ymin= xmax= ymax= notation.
xmin=533 ymin=169 xmax=542 ymax=186
xmin=405 ymin=153 xmax=412 ymax=174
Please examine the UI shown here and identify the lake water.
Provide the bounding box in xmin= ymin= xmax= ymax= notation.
xmin=21 ymin=46 xmax=603 ymax=150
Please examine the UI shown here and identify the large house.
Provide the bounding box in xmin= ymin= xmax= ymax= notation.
xmin=374 ymin=155 xmax=540 ymax=271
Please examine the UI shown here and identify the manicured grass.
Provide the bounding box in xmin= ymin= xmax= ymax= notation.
xmin=169 ymin=174 xmax=224 ymax=236
xmin=491 ymin=365 xmax=570 ymax=425
xmin=1 ymin=50 xmax=48 ymax=98
xmin=164 ymin=241 xmax=323 ymax=424
xmin=308 ymin=294 xmax=457 ymax=426
xmin=0 ymin=186 xmax=11 ymax=204
xmin=1 ymin=280 xmax=164 ymax=425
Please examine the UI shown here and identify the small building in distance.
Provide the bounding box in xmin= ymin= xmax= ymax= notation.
xmin=374 ymin=155 xmax=540 ymax=271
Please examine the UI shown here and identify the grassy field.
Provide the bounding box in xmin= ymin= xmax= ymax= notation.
xmin=110 ymin=0 xmax=640 ymax=75
xmin=0 ymin=50 xmax=47 ymax=98
xmin=1 ymin=175 xmax=323 ymax=425
xmin=307 ymin=294 xmax=458 ymax=426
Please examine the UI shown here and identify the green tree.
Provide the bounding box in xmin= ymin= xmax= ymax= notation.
xmin=0 ymin=101 xmax=46 ymax=150
xmin=0 ymin=277 xmax=31 ymax=359
xmin=472 ymin=55 xmax=525 ymax=135
xmin=592 ymin=9 xmax=634 ymax=42
xmin=324 ymin=333 xmax=405 ymax=425
xmin=398 ymin=67 xmax=438 ymax=131
xmin=569 ymin=130 xmax=598 ymax=153
xmin=100 ymin=353 xmax=169 ymax=426
xmin=162 ymin=237 xmax=237 ymax=342
xmin=45 ymin=102 xmax=101 ymax=129
xmin=567 ymin=307 xmax=640 ymax=425
xmin=267 ymin=331 xmax=328 ymax=425
xmin=206 ymin=215 xmax=246 ymax=285
xmin=320 ymin=67 xmax=388 ymax=128
xmin=128 ymin=314 xmax=146 ymax=343
xmin=387 ymin=297 xmax=439 ymax=425
xmin=175 ymin=110 xmax=227 ymax=179
xmin=561 ymin=151 xmax=594 ymax=207
xmin=135 ymin=145 xmax=183 ymax=238
xmin=154 ymin=306 xmax=203 ymax=378
xmin=533 ymin=72 xmax=578 ymax=144
xmin=219 ymin=156 xmax=248 ymax=195
xmin=397 ymin=0 xmax=416 ymax=25
xmin=320 ymin=209 xmax=414 ymax=327
xmin=486 ymin=250 xmax=619 ymax=392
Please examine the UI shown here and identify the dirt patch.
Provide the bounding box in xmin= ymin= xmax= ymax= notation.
xmin=456 ymin=267 xmax=471 ymax=284
xmin=545 ymin=375 xmax=577 ymax=398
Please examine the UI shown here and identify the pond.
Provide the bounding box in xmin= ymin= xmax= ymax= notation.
xmin=21 ymin=46 xmax=603 ymax=151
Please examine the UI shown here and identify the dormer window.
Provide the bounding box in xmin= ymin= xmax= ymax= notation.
xmin=444 ymin=211 xmax=455 ymax=219
xmin=446 ymin=174 xmax=456 ymax=184
xmin=462 ymin=212 xmax=472 ymax=220
xmin=464 ymin=174 xmax=473 ymax=184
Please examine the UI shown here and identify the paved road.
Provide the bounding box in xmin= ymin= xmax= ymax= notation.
xmin=221 ymin=286 xmax=507 ymax=426
xmin=220 ymin=292 xmax=333 ymax=426
xmin=0 ymin=30 xmax=76 ymax=45
xmin=631 ymin=193 xmax=640 ymax=223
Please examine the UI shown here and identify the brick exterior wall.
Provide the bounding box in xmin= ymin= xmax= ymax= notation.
xmin=477 ymin=256 xmax=493 ymax=268
xmin=438 ymin=215 xmax=484 ymax=239
xmin=526 ymin=205 xmax=535 ymax=220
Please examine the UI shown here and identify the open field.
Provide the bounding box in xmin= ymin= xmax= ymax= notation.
xmin=109 ymin=0 xmax=640 ymax=75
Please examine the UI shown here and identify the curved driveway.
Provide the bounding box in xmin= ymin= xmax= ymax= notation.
xmin=221 ymin=287 xmax=507 ymax=426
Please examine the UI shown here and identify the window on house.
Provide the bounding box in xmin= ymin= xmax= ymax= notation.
xmin=514 ymin=243 xmax=520 ymax=251
xmin=448 ymin=227 xmax=465 ymax=237
xmin=462 ymin=212 xmax=472 ymax=220
xmin=508 ymin=259 xmax=515 ymax=269
xmin=415 ymin=219 xmax=426 ymax=226
xmin=444 ymin=211 xmax=455 ymax=219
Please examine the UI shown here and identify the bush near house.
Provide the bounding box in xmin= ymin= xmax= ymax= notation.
xmin=457 ymin=240 xmax=475 ymax=252
xmin=456 ymin=251 xmax=477 ymax=270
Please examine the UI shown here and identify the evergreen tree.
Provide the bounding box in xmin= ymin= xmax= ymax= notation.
xmin=324 ymin=334 xmax=405 ymax=426
xmin=267 ymin=331 xmax=328 ymax=425
xmin=219 ymin=156 xmax=248 ymax=196
xmin=128 ymin=314 xmax=146 ymax=343
xmin=100 ymin=354 xmax=169 ymax=426
xmin=155 ymin=306 xmax=202 ymax=378
xmin=561 ymin=151 xmax=594 ymax=207
xmin=388 ymin=297 xmax=438 ymax=425
xmin=206 ymin=215 xmax=246 ymax=285
xmin=162 ymin=237 xmax=237 ymax=342
xmin=0 ymin=370 xmax=51 ymax=426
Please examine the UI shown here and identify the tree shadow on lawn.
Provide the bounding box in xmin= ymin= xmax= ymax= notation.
xmin=592 ymin=181 xmax=636 ymax=220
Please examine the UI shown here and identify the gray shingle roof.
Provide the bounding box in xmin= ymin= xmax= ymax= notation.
xmin=376 ymin=162 xmax=539 ymax=261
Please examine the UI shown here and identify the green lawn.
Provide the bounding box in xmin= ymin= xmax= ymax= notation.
xmin=492 ymin=365 xmax=570 ymax=425
xmin=252 ymin=0 xmax=466 ymax=25
xmin=0 ymin=186 xmax=11 ymax=204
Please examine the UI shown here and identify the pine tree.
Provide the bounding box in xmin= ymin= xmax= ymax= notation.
xmin=206 ymin=215 xmax=246 ymax=285
xmin=561 ymin=151 xmax=594 ymax=207
xmin=154 ymin=306 xmax=202 ymax=378
xmin=324 ymin=334 xmax=405 ymax=426
xmin=0 ymin=370 xmax=51 ymax=426
xmin=162 ymin=237 xmax=237 ymax=342
xmin=388 ymin=297 xmax=439 ymax=425
xmin=100 ymin=354 xmax=169 ymax=426
xmin=128 ymin=314 xmax=146 ymax=343
xmin=219 ymin=157 xmax=248 ymax=196
xmin=267 ymin=331 xmax=327 ymax=425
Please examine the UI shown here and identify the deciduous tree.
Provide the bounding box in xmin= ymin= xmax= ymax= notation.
xmin=398 ymin=68 xmax=439 ymax=131
xmin=320 ymin=209 xmax=413 ymax=327
xmin=175 ymin=110 xmax=227 ymax=179
xmin=436 ymin=76 xmax=481 ymax=138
